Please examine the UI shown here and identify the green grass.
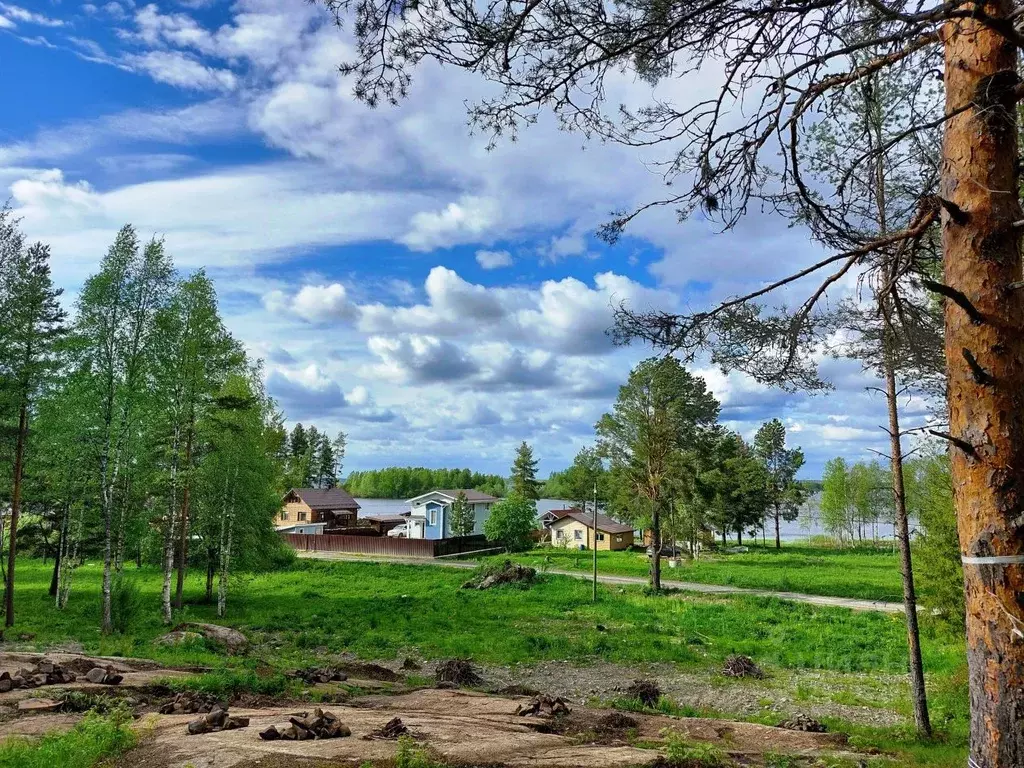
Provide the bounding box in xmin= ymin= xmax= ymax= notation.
xmin=480 ymin=542 xmax=905 ymax=602
xmin=0 ymin=707 xmax=136 ymax=768
xmin=8 ymin=558 xmax=961 ymax=676
xmin=7 ymin=557 xmax=968 ymax=766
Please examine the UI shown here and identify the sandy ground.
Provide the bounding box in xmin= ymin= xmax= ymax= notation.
xmin=0 ymin=651 xmax=892 ymax=767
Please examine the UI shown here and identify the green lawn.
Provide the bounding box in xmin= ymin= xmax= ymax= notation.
xmin=7 ymin=557 xmax=968 ymax=766
xmin=477 ymin=543 xmax=905 ymax=602
xmin=12 ymin=557 xmax=955 ymax=675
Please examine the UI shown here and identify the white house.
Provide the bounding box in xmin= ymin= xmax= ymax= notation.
xmin=403 ymin=489 xmax=498 ymax=539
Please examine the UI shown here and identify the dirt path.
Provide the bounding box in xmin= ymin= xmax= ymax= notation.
xmin=296 ymin=551 xmax=905 ymax=613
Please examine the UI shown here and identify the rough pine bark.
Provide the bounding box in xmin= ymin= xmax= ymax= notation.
xmin=649 ymin=498 xmax=662 ymax=591
xmin=942 ymin=6 xmax=1024 ymax=764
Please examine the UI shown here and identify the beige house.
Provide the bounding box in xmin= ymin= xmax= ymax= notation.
xmin=546 ymin=508 xmax=635 ymax=551
xmin=276 ymin=487 xmax=360 ymax=532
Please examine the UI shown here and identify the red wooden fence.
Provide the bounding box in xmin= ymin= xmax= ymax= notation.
xmin=281 ymin=533 xmax=489 ymax=558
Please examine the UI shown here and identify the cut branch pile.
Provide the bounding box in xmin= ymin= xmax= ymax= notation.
xmin=288 ymin=666 xmax=349 ymax=685
xmin=721 ymin=655 xmax=765 ymax=679
xmin=367 ymin=716 xmax=409 ymax=739
xmin=461 ymin=560 xmax=537 ymax=590
xmin=435 ymin=658 xmax=482 ymax=687
xmin=624 ymin=679 xmax=661 ymax=707
xmin=258 ymin=708 xmax=351 ymax=740
xmin=778 ymin=714 xmax=827 ymax=733
xmin=186 ymin=706 xmax=250 ymax=735
xmin=159 ymin=691 xmax=228 ymax=715
xmin=0 ymin=659 xmax=77 ymax=691
xmin=515 ymin=695 xmax=571 ymax=717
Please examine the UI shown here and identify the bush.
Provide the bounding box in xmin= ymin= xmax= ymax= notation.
xmin=110 ymin=573 xmax=144 ymax=635
xmin=482 ymin=493 xmax=537 ymax=552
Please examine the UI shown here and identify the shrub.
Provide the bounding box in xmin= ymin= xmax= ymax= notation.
xmin=483 ymin=493 xmax=538 ymax=552
xmin=110 ymin=573 xmax=144 ymax=634
xmin=0 ymin=705 xmax=136 ymax=768
xmin=661 ymin=729 xmax=728 ymax=767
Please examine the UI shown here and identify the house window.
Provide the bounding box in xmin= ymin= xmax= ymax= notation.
xmin=281 ymin=511 xmax=288 ymax=520
xmin=615 ymin=536 xmax=623 ymax=543
xmin=574 ymin=529 xmax=583 ymax=541
xmin=298 ymin=511 xmax=307 ymax=521
xmin=597 ymin=533 xmax=605 ymax=541
xmin=429 ymin=509 xmax=437 ymax=526
xmin=555 ymin=530 xmax=564 ymax=539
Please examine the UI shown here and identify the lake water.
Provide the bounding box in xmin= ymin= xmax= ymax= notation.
xmin=354 ymin=494 xmax=902 ymax=542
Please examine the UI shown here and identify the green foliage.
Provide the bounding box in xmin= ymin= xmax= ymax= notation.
xmin=544 ymin=447 xmax=609 ymax=507
xmin=395 ymin=736 xmax=444 ymax=768
xmin=906 ymin=452 xmax=963 ymax=631
xmin=483 ymin=492 xmax=537 ymax=552
xmin=168 ymin=668 xmax=289 ymax=697
xmin=449 ymin=491 xmax=475 ymax=537
xmin=109 ymin=572 xmax=145 ymax=634
xmin=344 ymin=467 xmax=507 ymax=498
xmin=661 ymin=728 xmax=728 ymax=766
xmin=694 ymin=430 xmax=770 ymax=545
xmin=0 ymin=705 xmax=136 ymax=768
xmin=752 ymin=420 xmax=806 ymax=546
xmin=510 ymin=441 xmax=541 ymax=500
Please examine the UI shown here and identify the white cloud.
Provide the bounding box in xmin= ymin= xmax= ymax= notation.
xmin=125 ymin=51 xmax=238 ymax=92
xmin=402 ymin=197 xmax=501 ymax=251
xmin=475 ymin=249 xmax=513 ymax=269
xmin=0 ymin=3 xmax=64 ymax=27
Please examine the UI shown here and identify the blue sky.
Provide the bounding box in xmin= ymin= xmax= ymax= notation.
xmin=0 ymin=0 xmax=935 ymax=478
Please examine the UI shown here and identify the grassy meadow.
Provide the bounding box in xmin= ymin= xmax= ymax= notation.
xmin=476 ymin=542 xmax=906 ymax=602
xmin=6 ymin=555 xmax=969 ymax=766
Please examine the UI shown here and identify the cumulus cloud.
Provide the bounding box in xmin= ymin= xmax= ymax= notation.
xmin=475 ymin=249 xmax=513 ymax=269
xmin=367 ymin=335 xmax=480 ymax=384
xmin=402 ymin=197 xmax=501 ymax=251
xmin=265 ymin=364 xmax=347 ymax=414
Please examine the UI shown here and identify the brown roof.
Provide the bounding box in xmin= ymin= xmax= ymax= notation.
xmin=287 ymin=487 xmax=360 ymax=511
xmin=363 ymin=514 xmax=407 ymax=523
xmin=554 ymin=509 xmax=634 ymax=535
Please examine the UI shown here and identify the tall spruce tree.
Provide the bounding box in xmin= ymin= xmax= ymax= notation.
xmin=752 ymin=420 xmax=806 ymax=549
xmin=510 ymin=442 xmax=540 ymax=500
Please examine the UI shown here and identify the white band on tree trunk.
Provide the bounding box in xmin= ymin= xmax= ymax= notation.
xmin=961 ymin=555 xmax=1024 ymax=566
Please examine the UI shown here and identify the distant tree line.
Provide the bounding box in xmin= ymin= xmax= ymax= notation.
xmin=0 ymin=211 xmax=291 ymax=633
xmin=344 ymin=467 xmax=507 ymax=499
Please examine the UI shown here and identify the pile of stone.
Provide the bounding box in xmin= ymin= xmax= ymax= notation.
xmin=289 ymin=666 xmax=349 ymax=685
xmin=186 ymin=705 xmax=250 ymax=735
xmin=84 ymin=665 xmax=124 ymax=686
xmin=159 ymin=691 xmax=227 ymax=715
xmin=516 ymin=695 xmax=571 ymax=717
xmin=778 ymin=714 xmax=827 ymax=733
xmin=258 ymin=708 xmax=351 ymax=741
xmin=0 ymin=659 xmax=77 ymax=691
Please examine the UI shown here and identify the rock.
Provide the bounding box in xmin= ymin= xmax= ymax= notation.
xmin=369 ymin=716 xmax=409 ymax=739
xmin=18 ymin=698 xmax=61 ymax=713
xmin=85 ymin=668 xmax=107 ymax=684
xmin=778 ymin=714 xmax=827 ymax=733
xmin=37 ymin=661 xmax=55 ymax=675
xmin=259 ymin=726 xmax=281 ymax=741
xmin=0 ymin=678 xmax=12 ymax=693
xmin=177 ymin=623 xmax=248 ymax=654
xmin=155 ymin=630 xmax=204 ymax=647
xmin=185 ymin=705 xmax=249 ymax=735
xmin=31 ymin=674 xmax=48 ymax=687
xmin=187 ymin=718 xmax=212 ymax=735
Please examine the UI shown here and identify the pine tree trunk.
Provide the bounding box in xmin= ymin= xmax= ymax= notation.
xmin=5 ymin=399 xmax=28 ymax=627
xmin=942 ymin=8 xmax=1024 ymax=764
xmin=884 ymin=355 xmax=931 ymax=736
xmin=774 ymin=505 xmax=782 ymax=549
